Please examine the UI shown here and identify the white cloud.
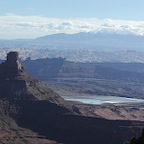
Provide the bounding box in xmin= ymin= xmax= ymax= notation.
xmin=0 ymin=14 xmax=144 ymax=39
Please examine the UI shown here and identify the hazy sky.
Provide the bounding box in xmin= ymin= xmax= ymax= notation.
xmin=0 ymin=0 xmax=144 ymax=39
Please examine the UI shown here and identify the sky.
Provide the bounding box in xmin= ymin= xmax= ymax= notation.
xmin=0 ymin=0 xmax=144 ymax=39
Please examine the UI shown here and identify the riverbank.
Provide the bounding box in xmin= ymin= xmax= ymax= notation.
xmin=70 ymin=101 xmax=144 ymax=121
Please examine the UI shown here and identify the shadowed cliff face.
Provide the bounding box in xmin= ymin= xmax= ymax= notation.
xmin=22 ymin=57 xmax=65 ymax=80
xmin=0 ymin=51 xmax=69 ymax=144
xmin=0 ymin=51 xmax=67 ymax=105
xmin=0 ymin=51 xmax=25 ymax=80
xmin=0 ymin=52 xmax=143 ymax=144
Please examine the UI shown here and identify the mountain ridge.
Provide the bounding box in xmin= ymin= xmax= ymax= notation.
xmin=1 ymin=32 xmax=144 ymax=63
xmin=36 ymin=31 xmax=144 ymax=43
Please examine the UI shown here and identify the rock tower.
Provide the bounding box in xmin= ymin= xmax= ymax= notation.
xmin=0 ymin=51 xmax=25 ymax=80
xmin=0 ymin=51 xmax=65 ymax=104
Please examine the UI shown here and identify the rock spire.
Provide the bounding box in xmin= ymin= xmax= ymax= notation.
xmin=0 ymin=51 xmax=25 ymax=80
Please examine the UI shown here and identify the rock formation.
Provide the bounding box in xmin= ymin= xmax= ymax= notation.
xmin=0 ymin=51 xmax=70 ymax=144
xmin=0 ymin=51 xmax=66 ymax=104
xmin=0 ymin=51 xmax=25 ymax=80
xmin=0 ymin=52 xmax=143 ymax=144
xmin=22 ymin=57 xmax=65 ymax=80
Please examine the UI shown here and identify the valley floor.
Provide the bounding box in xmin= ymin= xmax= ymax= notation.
xmin=45 ymin=78 xmax=144 ymax=121
xmin=45 ymin=78 xmax=144 ymax=99
xmin=75 ymin=102 xmax=144 ymax=121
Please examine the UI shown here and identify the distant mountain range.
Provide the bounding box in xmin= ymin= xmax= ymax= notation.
xmin=35 ymin=32 xmax=144 ymax=51
xmin=1 ymin=32 xmax=144 ymax=62
xmin=36 ymin=32 xmax=144 ymax=44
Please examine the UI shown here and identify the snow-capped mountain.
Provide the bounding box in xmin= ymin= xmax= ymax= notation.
xmin=35 ymin=32 xmax=144 ymax=51
xmin=1 ymin=16 xmax=144 ymax=39
xmin=0 ymin=32 xmax=144 ymax=62
xmin=36 ymin=31 xmax=144 ymax=43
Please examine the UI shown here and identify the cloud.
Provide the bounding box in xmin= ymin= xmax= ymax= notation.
xmin=0 ymin=14 xmax=144 ymax=39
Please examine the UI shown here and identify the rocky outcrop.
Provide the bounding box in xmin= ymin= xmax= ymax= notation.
xmin=0 ymin=51 xmax=25 ymax=80
xmin=0 ymin=52 xmax=143 ymax=144
xmin=22 ymin=57 xmax=64 ymax=80
xmin=0 ymin=51 xmax=66 ymax=105
xmin=0 ymin=51 xmax=72 ymax=143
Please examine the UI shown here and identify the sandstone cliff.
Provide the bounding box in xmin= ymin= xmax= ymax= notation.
xmin=0 ymin=51 xmax=66 ymax=105
xmin=0 ymin=52 xmax=143 ymax=144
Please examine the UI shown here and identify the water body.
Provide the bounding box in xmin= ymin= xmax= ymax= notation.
xmin=62 ymin=95 xmax=144 ymax=105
